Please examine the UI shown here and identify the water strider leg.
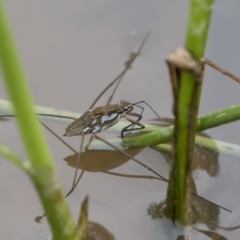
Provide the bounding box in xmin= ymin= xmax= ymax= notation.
xmin=85 ymin=33 xmax=151 ymax=164
xmin=120 ymin=100 xmax=164 ymax=137
xmin=133 ymin=101 xmax=164 ymax=121
xmin=203 ymin=58 xmax=240 ymax=84
xmin=92 ymin=134 xmax=231 ymax=213
xmin=65 ymin=132 xmax=85 ymax=198
xmin=89 ymin=32 xmax=150 ymax=110
xmin=93 ymin=134 xmax=167 ymax=181
xmin=121 ymin=113 xmax=145 ymax=138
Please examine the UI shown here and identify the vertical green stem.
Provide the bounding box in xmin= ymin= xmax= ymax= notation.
xmin=186 ymin=0 xmax=214 ymax=58
xmin=165 ymin=0 xmax=214 ymax=224
xmin=0 ymin=1 xmax=79 ymax=239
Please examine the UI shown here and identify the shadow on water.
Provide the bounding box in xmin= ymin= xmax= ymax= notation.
xmin=64 ymin=147 xmax=165 ymax=181
xmin=64 ymin=148 xmax=142 ymax=172
xmin=63 ymin=148 xmax=163 ymax=181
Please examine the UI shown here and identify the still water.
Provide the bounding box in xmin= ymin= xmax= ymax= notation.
xmin=0 ymin=1 xmax=240 ymax=239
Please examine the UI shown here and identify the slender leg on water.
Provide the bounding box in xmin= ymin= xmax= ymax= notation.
xmin=203 ymin=58 xmax=240 ymax=84
xmin=94 ymin=134 xmax=168 ymax=182
xmin=133 ymin=101 xmax=164 ymax=121
xmin=92 ymin=134 xmax=231 ymax=213
xmin=86 ymin=33 xmax=151 ymax=160
xmin=65 ymin=132 xmax=85 ymax=198
xmin=89 ymin=32 xmax=150 ymax=110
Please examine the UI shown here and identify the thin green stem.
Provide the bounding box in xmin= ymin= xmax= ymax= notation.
xmin=186 ymin=0 xmax=214 ymax=59
xmin=88 ymin=135 xmax=240 ymax=160
xmin=120 ymin=104 xmax=240 ymax=149
xmin=165 ymin=0 xmax=214 ymax=224
xmin=1 ymin=99 xmax=239 ymax=135
xmin=1 ymin=99 xmax=239 ymax=155
xmin=0 ymin=143 xmax=29 ymax=173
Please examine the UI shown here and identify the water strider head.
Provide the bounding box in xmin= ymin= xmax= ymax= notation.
xmin=119 ymin=100 xmax=133 ymax=112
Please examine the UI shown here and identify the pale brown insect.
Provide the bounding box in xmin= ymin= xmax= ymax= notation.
xmin=63 ymin=98 xmax=166 ymax=199
xmin=64 ymin=100 xmax=143 ymax=137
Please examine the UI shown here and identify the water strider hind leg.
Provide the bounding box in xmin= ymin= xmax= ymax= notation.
xmin=91 ymin=134 xmax=231 ymax=213
xmin=65 ymin=132 xmax=85 ymax=198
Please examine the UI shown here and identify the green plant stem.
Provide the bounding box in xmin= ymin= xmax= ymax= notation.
xmin=0 ymin=144 xmax=29 ymax=173
xmin=87 ymin=135 xmax=240 ymax=159
xmin=121 ymin=104 xmax=240 ymax=148
xmin=186 ymin=1 xmax=213 ymax=59
xmin=1 ymin=99 xmax=239 ymax=137
xmin=165 ymin=0 xmax=214 ymax=224
xmin=77 ymin=196 xmax=89 ymax=240
xmin=152 ymin=135 xmax=240 ymax=159
xmin=195 ymin=135 xmax=240 ymax=158
xmin=0 ymin=2 xmax=79 ymax=239
xmin=1 ymin=99 xmax=240 ymax=156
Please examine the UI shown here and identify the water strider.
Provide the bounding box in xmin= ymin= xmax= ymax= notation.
xmin=63 ymin=99 xmax=166 ymax=199
xmin=1 ymin=35 xmax=238 ymax=221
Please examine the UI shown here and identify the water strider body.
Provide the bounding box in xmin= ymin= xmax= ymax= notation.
xmin=64 ymin=100 xmax=144 ymax=138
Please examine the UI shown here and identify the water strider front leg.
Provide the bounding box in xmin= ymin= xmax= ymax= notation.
xmin=121 ymin=113 xmax=145 ymax=138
